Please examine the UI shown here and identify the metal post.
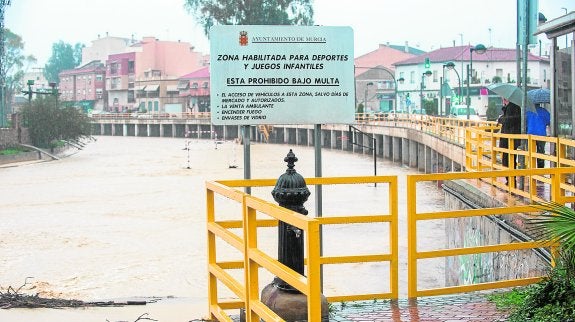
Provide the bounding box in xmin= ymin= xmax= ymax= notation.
xmin=439 ymin=76 xmax=443 ymax=116
xmin=466 ymin=64 xmax=471 ymax=119
xmin=373 ymin=136 xmax=377 ymax=187
xmin=420 ymin=75 xmax=424 ymax=110
xmin=467 ymin=49 xmax=474 ymax=120
xmin=313 ymin=124 xmax=323 ymax=291
xmin=242 ymin=125 xmax=251 ymax=194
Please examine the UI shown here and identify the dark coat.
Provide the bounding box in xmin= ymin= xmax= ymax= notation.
xmin=500 ymin=102 xmax=521 ymax=134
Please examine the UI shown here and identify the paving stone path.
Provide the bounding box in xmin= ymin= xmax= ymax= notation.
xmin=330 ymin=292 xmax=510 ymax=322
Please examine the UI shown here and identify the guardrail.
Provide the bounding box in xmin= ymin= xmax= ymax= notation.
xmin=206 ymin=168 xmax=575 ymax=321
xmin=465 ymin=127 xmax=575 ymax=199
xmin=406 ymin=167 xmax=575 ymax=298
xmin=90 ymin=112 xmax=211 ymax=120
xmin=206 ymin=176 xmax=398 ymax=321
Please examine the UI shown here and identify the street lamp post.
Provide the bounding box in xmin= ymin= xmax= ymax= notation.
xmin=467 ymin=44 xmax=487 ymax=119
xmin=561 ymin=8 xmax=568 ymax=49
xmin=364 ymin=81 xmax=373 ymax=113
xmin=444 ymin=62 xmax=462 ymax=116
xmin=420 ymin=71 xmax=432 ymax=111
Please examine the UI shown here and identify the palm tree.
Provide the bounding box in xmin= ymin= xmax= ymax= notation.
xmin=530 ymin=201 xmax=575 ymax=283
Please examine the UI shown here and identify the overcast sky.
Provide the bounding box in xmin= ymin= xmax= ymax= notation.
xmin=5 ymin=0 xmax=573 ymax=67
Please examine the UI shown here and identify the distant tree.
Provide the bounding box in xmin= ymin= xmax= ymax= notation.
xmin=43 ymin=41 xmax=84 ymax=83
xmin=486 ymin=100 xmax=500 ymax=121
xmin=423 ymin=99 xmax=438 ymax=115
xmin=184 ymin=0 xmax=314 ymax=36
xmin=492 ymin=76 xmax=502 ymax=84
xmin=1 ymin=29 xmax=36 ymax=113
xmin=20 ymin=96 xmax=91 ymax=148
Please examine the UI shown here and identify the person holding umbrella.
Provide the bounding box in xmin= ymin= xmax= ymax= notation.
xmin=497 ymin=98 xmax=522 ymax=179
xmin=526 ymin=89 xmax=551 ymax=168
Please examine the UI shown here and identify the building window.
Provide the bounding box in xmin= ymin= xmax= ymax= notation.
xmin=433 ymin=70 xmax=438 ymax=83
xmin=96 ymin=74 xmax=103 ymax=81
xmin=410 ymin=71 xmax=415 ymax=84
xmin=192 ymin=82 xmax=198 ymax=89
xmin=202 ymin=82 xmax=208 ymax=88
xmin=110 ymin=63 xmax=118 ymax=74
xmin=128 ymin=61 xmax=135 ymax=73
xmin=111 ymin=77 xmax=120 ymax=90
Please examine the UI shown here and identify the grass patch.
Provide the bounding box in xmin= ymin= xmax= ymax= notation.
xmin=0 ymin=147 xmax=29 ymax=156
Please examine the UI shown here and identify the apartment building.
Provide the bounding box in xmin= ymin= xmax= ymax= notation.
xmin=106 ymin=52 xmax=136 ymax=112
xmin=59 ymin=35 xmax=208 ymax=113
xmin=179 ymin=66 xmax=210 ymax=113
xmin=132 ymin=37 xmax=206 ymax=113
xmin=58 ymin=61 xmax=106 ymax=111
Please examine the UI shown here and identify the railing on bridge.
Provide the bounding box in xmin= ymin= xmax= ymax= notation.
xmin=90 ymin=112 xmax=211 ymax=120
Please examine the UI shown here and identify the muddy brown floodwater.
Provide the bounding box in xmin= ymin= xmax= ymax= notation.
xmin=0 ymin=136 xmax=446 ymax=321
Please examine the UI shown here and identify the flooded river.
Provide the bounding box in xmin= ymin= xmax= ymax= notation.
xmin=0 ymin=136 xmax=445 ymax=321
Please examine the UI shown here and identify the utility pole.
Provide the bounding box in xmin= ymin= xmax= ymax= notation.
xmin=0 ymin=0 xmax=12 ymax=128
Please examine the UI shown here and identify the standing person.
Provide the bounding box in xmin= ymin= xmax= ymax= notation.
xmin=498 ymin=98 xmax=522 ymax=173
xmin=526 ymin=104 xmax=551 ymax=168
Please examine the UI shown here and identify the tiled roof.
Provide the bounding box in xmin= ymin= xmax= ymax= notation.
xmin=180 ymin=66 xmax=209 ymax=79
xmin=388 ymin=44 xmax=426 ymax=56
xmin=394 ymin=45 xmax=549 ymax=66
xmin=354 ymin=44 xmax=420 ymax=76
xmin=59 ymin=61 xmax=105 ymax=76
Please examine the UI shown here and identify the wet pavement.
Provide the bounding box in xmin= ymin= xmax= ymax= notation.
xmin=329 ymin=292 xmax=509 ymax=322
xmin=210 ymin=291 xmax=510 ymax=322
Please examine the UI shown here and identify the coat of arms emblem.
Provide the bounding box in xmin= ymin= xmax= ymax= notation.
xmin=239 ymin=31 xmax=248 ymax=46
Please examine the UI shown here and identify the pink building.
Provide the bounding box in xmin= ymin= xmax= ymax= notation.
xmin=132 ymin=37 xmax=207 ymax=113
xmin=59 ymin=61 xmax=106 ymax=111
xmin=179 ymin=66 xmax=210 ymax=112
xmin=106 ymin=52 xmax=136 ymax=112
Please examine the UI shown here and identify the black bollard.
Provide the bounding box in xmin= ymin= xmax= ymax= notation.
xmin=270 ymin=149 xmax=310 ymax=292
xmin=253 ymin=149 xmax=328 ymax=321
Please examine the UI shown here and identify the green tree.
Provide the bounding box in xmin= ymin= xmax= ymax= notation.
xmin=486 ymin=101 xmax=500 ymax=121
xmin=43 ymin=41 xmax=84 ymax=84
xmin=1 ymin=29 xmax=36 ymax=117
xmin=423 ymin=99 xmax=437 ymax=115
xmin=184 ymin=0 xmax=314 ymax=36
xmin=20 ymin=95 xmax=91 ymax=148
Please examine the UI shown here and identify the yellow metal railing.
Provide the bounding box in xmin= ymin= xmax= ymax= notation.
xmin=204 ymin=119 xmax=575 ymax=321
xmin=354 ymin=112 xmax=495 ymax=146
xmin=465 ymin=127 xmax=575 ymax=199
xmin=206 ymin=176 xmax=398 ymax=321
xmin=406 ymin=168 xmax=575 ymax=298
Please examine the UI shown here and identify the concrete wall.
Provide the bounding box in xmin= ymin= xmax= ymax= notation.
xmin=0 ymin=114 xmax=30 ymax=149
xmin=442 ymin=180 xmax=549 ymax=287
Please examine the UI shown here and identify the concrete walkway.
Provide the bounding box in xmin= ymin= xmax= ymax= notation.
xmin=330 ymin=292 xmax=509 ymax=322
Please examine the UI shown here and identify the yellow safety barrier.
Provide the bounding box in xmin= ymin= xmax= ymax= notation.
xmin=406 ymin=167 xmax=575 ymax=298
xmin=465 ymin=127 xmax=575 ymax=199
xmin=206 ymin=176 xmax=398 ymax=321
xmin=202 ymin=118 xmax=575 ymax=321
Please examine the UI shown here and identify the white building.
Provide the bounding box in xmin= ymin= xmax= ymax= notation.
xmin=394 ymin=45 xmax=550 ymax=116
